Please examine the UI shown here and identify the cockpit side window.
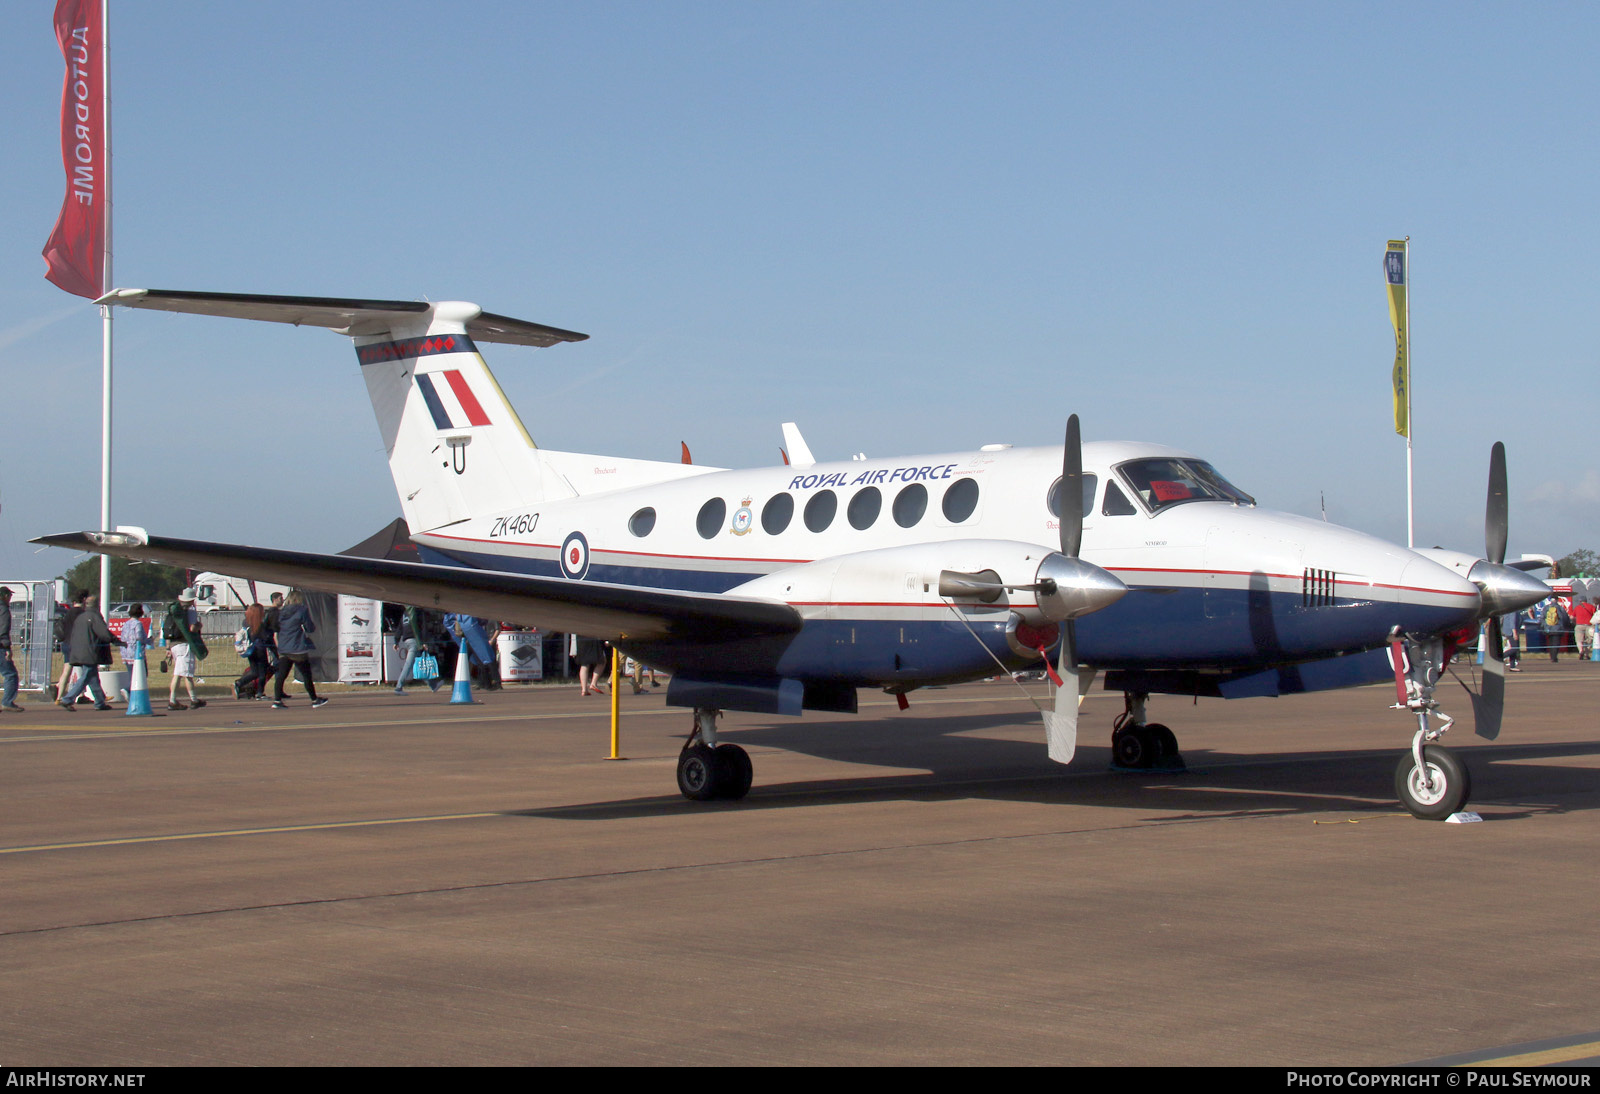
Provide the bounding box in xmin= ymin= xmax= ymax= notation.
xmin=1116 ymin=458 xmax=1253 ymax=513
xmin=1102 ymin=481 xmax=1137 ymax=516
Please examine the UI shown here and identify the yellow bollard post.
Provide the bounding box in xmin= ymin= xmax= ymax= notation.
xmin=608 ymin=645 xmax=624 ymax=759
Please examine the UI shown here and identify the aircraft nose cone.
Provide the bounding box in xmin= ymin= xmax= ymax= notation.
xmin=1468 ymin=560 xmax=1551 ymax=617
xmin=1034 ymin=554 xmax=1128 ymax=620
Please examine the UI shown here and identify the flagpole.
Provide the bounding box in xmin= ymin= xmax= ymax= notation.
xmin=98 ymin=0 xmax=113 ymax=611
xmin=1401 ymin=236 xmax=1414 ymax=550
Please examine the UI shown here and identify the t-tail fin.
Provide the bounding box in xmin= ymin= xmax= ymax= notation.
xmin=97 ymin=289 xmax=589 ymax=533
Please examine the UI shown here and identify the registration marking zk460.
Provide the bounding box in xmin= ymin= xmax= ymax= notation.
xmin=489 ymin=513 xmax=539 ymax=538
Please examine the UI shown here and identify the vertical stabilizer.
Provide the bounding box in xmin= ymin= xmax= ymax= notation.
xmin=354 ymin=302 xmax=575 ymax=532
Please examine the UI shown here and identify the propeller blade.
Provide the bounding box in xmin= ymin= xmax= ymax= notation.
xmin=1043 ymin=620 xmax=1079 ymax=763
xmin=1472 ymin=646 xmax=1505 ymax=740
xmin=1471 ymin=443 xmax=1509 ymax=740
xmin=1062 ymin=415 xmax=1083 ymax=559
xmin=1486 ymin=441 xmax=1507 ymax=566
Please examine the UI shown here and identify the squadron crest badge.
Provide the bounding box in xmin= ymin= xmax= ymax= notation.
xmin=730 ymin=498 xmax=754 ymax=536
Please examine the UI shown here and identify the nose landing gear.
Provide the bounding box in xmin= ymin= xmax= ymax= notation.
xmin=1389 ymin=635 xmax=1473 ymax=820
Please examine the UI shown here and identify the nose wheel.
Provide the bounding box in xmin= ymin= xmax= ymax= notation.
xmin=1394 ymin=743 xmax=1470 ymax=820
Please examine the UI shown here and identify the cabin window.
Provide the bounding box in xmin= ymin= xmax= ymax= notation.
xmin=893 ymin=483 xmax=928 ymax=527
xmin=628 ymin=507 xmax=656 ymax=537
xmin=942 ymin=477 xmax=980 ymax=523
xmin=1102 ymin=481 xmax=1137 ymax=516
xmin=762 ymin=492 xmax=794 ymax=534
xmin=1046 ymin=474 xmax=1099 ymax=520
xmin=696 ymin=497 xmax=726 ymax=540
xmin=847 ymin=487 xmax=882 ymax=530
xmin=804 ymin=489 xmax=838 ymax=532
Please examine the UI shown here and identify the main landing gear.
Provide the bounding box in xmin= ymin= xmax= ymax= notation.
xmin=1390 ymin=635 xmax=1472 ymax=820
xmin=677 ymin=708 xmax=753 ymax=802
xmin=1110 ymin=693 xmax=1184 ymax=771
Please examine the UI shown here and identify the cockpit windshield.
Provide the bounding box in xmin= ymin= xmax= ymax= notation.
xmin=1116 ymin=458 xmax=1255 ymax=513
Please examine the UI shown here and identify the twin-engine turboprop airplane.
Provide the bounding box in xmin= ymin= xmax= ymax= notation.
xmin=38 ymin=289 xmax=1551 ymax=818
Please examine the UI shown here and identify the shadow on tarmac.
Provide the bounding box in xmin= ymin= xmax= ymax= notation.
xmin=513 ymin=708 xmax=1600 ymax=822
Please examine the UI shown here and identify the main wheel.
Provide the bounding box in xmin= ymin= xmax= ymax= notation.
xmin=1112 ymin=725 xmax=1156 ymax=769
xmin=1394 ymin=744 xmax=1471 ymax=820
xmin=677 ymin=743 xmax=720 ymax=801
xmin=1145 ymin=723 xmax=1179 ymax=763
xmin=713 ymin=743 xmax=753 ymax=800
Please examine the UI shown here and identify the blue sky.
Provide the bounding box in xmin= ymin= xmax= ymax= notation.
xmin=3 ymin=1 xmax=1596 ymax=581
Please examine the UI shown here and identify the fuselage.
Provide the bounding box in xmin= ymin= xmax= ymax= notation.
xmin=411 ymin=440 xmax=1482 ymax=692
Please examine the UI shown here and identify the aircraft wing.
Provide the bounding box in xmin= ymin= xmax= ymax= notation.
xmin=34 ymin=532 xmax=800 ymax=643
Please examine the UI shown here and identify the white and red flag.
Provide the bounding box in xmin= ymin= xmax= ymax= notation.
xmin=42 ymin=0 xmax=107 ymax=300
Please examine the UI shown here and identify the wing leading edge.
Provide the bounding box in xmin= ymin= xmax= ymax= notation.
xmin=33 ymin=531 xmax=800 ymax=643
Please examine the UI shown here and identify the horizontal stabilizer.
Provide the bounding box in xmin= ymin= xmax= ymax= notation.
xmin=96 ymin=288 xmax=588 ymax=348
xmin=35 ymin=531 xmax=799 ymax=643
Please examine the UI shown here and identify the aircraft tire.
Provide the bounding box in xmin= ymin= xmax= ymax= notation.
xmin=713 ymin=743 xmax=753 ymax=800
xmin=1112 ymin=725 xmax=1155 ymax=769
xmin=1394 ymin=744 xmax=1471 ymax=820
xmin=1146 ymin=724 xmax=1179 ymax=763
xmin=678 ymin=743 xmax=721 ymax=802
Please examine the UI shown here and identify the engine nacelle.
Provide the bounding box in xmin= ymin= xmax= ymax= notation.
xmin=730 ymin=539 xmax=1126 ymax=625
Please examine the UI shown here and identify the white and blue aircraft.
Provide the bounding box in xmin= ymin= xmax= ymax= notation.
xmin=38 ymin=289 xmax=1551 ymax=817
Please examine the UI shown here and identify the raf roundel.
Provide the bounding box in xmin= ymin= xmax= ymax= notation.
xmin=559 ymin=531 xmax=591 ymax=580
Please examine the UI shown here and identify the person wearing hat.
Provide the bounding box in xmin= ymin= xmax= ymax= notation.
xmin=0 ymin=586 xmax=22 ymax=712
xmin=163 ymin=589 xmax=207 ymax=711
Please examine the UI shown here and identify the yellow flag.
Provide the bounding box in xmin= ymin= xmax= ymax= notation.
xmin=1385 ymin=240 xmax=1408 ymax=437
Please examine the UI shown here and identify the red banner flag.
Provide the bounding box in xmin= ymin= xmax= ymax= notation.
xmin=42 ymin=0 xmax=107 ymax=300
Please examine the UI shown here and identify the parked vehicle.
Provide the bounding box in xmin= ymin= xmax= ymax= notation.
xmin=190 ymin=573 xmax=292 ymax=613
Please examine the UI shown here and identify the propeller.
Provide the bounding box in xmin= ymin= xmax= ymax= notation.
xmin=1044 ymin=415 xmax=1089 ymax=764
xmin=933 ymin=415 xmax=1125 ymax=762
xmin=1471 ymin=442 xmax=1519 ymax=740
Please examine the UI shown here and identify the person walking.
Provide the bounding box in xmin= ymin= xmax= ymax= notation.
xmin=393 ymin=605 xmax=440 ymax=695
xmin=232 ymin=603 xmax=272 ymax=699
xmin=574 ymin=635 xmax=605 ymax=696
xmin=1500 ymin=609 xmax=1522 ymax=672
xmin=164 ymin=590 xmax=206 ymax=710
xmin=1541 ymin=597 xmax=1569 ymax=663
xmin=271 ymin=590 xmax=327 ymax=709
xmin=119 ymin=604 xmax=148 ymax=673
xmin=1572 ymin=598 xmax=1595 ymax=662
xmin=0 ymin=586 xmax=23 ymax=712
xmin=58 ymin=593 xmax=113 ymax=711
xmin=53 ymin=590 xmax=87 ymax=702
